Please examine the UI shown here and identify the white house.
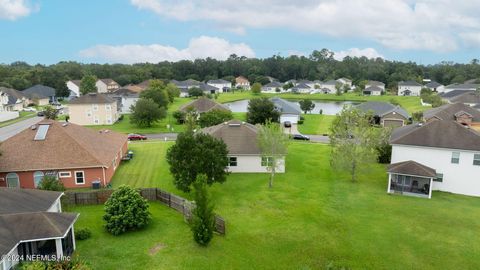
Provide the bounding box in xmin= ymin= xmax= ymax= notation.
xmin=388 ymin=120 xmax=480 ymax=198
xmin=397 ymin=81 xmax=423 ymax=96
xmin=96 ymin=79 xmax=120 ymax=93
xmin=424 ymin=81 xmax=445 ymax=93
xmin=66 ymin=80 xmax=81 ymax=99
xmin=108 ymin=88 xmax=139 ymax=114
xmin=363 ymin=86 xmax=383 ymax=96
xmin=0 ymin=188 xmax=78 ymax=270
xmin=0 ymin=87 xmax=27 ymax=111
xmin=321 ymin=80 xmax=338 ymax=93
xmin=235 ymin=76 xmax=250 ymax=90
xmin=337 ymin=78 xmax=353 ymax=88
xmin=291 ymin=83 xmax=311 ymax=93
xmin=271 ymin=97 xmax=302 ymax=124
xmin=207 ymin=79 xmax=232 ymax=93
xmin=365 ymin=80 xmax=385 ymax=91
xmin=261 ymin=81 xmax=283 ymax=93
xmin=201 ymin=120 xmax=285 ymax=173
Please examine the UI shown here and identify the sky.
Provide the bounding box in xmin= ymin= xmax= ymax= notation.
xmin=1 ymin=0 xmax=480 ymax=65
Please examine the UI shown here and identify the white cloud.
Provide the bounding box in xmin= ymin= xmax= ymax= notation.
xmin=0 ymin=0 xmax=33 ymax=20
xmin=333 ymin=48 xmax=384 ymax=60
xmin=79 ymin=36 xmax=255 ymax=64
xmin=130 ymin=0 xmax=480 ymax=52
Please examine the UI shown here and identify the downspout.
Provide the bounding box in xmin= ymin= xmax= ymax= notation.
xmin=102 ymin=167 xmax=106 ymax=187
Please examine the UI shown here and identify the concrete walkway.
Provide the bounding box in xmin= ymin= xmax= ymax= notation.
xmin=0 ymin=116 xmax=43 ymax=142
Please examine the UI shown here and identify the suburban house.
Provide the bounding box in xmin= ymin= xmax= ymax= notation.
xmin=65 ymin=80 xmax=81 ymax=99
xmin=388 ymin=119 xmax=480 ymax=198
xmin=0 ymin=87 xmax=28 ymax=111
xmin=285 ymin=79 xmax=297 ymax=86
xmin=235 ymin=76 xmax=250 ymax=90
xmin=201 ymin=120 xmax=285 ymax=173
xmin=444 ymin=83 xmax=479 ymax=93
xmin=124 ymin=83 xmax=144 ymax=93
xmin=291 ymin=83 xmax=311 ymax=93
xmin=424 ymin=81 xmax=445 ymax=93
xmin=171 ymin=79 xmax=218 ymax=97
xmin=355 ymin=101 xmax=410 ymax=127
xmin=261 ymin=81 xmax=283 ymax=93
xmin=439 ymin=90 xmax=473 ymax=102
xmin=96 ymin=79 xmax=120 ymax=93
xmin=397 ymin=81 xmax=423 ymax=96
xmin=365 ymin=81 xmax=385 ymax=96
xmin=297 ymin=80 xmax=315 ymax=89
xmin=271 ymin=97 xmax=302 ymax=124
xmin=135 ymin=79 xmax=153 ymax=91
xmin=446 ymin=91 xmax=480 ymax=107
xmin=108 ymin=88 xmax=139 ymax=114
xmin=321 ymin=80 xmax=339 ymax=93
xmin=207 ymin=79 xmax=232 ymax=92
xmin=0 ymin=120 xmax=128 ymax=189
xmin=337 ymin=78 xmax=353 ymax=88
xmin=68 ymin=93 xmax=119 ymax=125
xmin=179 ymin=97 xmax=230 ymax=114
xmin=423 ymin=102 xmax=480 ymax=130
xmin=22 ymin=85 xmax=56 ymax=105
xmin=0 ymin=188 xmax=78 ymax=270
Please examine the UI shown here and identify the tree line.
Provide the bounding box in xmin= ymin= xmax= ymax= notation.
xmin=1 ymin=49 xmax=480 ymax=97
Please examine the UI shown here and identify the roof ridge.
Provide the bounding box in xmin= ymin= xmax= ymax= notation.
xmin=391 ymin=121 xmax=435 ymax=143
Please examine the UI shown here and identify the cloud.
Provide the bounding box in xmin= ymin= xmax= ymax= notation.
xmin=130 ymin=0 xmax=480 ymax=52
xmin=0 ymin=0 xmax=33 ymax=20
xmin=333 ymin=48 xmax=384 ymax=60
xmin=79 ymin=36 xmax=255 ymax=64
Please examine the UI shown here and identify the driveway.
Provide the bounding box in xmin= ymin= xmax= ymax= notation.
xmin=283 ymin=124 xmax=330 ymax=143
xmin=0 ymin=116 xmax=44 ymax=142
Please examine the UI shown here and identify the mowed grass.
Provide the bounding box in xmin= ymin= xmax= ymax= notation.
xmin=298 ymin=114 xmax=336 ymax=135
xmin=72 ymin=141 xmax=480 ymax=270
xmin=0 ymin=111 xmax=36 ymax=127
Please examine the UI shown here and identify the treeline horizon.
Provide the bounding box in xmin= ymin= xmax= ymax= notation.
xmin=1 ymin=49 xmax=479 ymax=97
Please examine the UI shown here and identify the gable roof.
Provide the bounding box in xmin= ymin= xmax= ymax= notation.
xmin=0 ymin=120 xmax=128 ymax=172
xmin=398 ymin=80 xmax=422 ymax=86
xmin=68 ymin=80 xmax=81 ymax=87
xmin=323 ymin=80 xmax=338 ymax=85
xmin=270 ymin=97 xmax=301 ymax=115
xmin=355 ymin=101 xmax=409 ymax=118
xmin=445 ymin=83 xmax=479 ymax=90
xmin=367 ymin=80 xmax=385 ymax=86
xmin=0 ymin=87 xmax=27 ymax=105
xmin=235 ymin=76 xmax=249 ymax=83
xmin=110 ymin=88 xmax=139 ymax=97
xmin=201 ymin=120 xmax=261 ymax=155
xmin=390 ymin=120 xmax=480 ymax=151
xmin=423 ymin=103 xmax=480 ymax=122
xmin=388 ymin=160 xmax=437 ymax=178
xmin=263 ymin=81 xmax=283 ymax=88
xmin=207 ymin=79 xmax=231 ymax=84
xmin=449 ymin=92 xmax=480 ymax=104
xmin=68 ymin=93 xmax=115 ymax=105
xmin=297 ymin=79 xmax=313 ymax=85
xmin=179 ymin=97 xmax=230 ymax=113
xmin=425 ymin=81 xmax=443 ymax=88
xmin=364 ymin=86 xmax=384 ymax=92
xmin=292 ymin=83 xmax=311 ymax=89
xmin=23 ymin=85 xmax=56 ymax=99
xmin=0 ymin=188 xmax=63 ymax=215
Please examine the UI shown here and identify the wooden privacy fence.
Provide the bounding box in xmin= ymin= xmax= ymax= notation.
xmin=64 ymin=187 xmax=225 ymax=235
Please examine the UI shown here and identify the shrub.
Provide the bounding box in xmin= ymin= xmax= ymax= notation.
xmin=103 ymin=185 xmax=151 ymax=235
xmin=297 ymin=120 xmax=304 ymax=124
xmin=173 ymin=110 xmax=186 ymax=124
xmin=38 ymin=176 xmax=65 ymax=191
xmin=20 ymin=258 xmax=92 ymax=270
xmin=75 ymin=228 xmax=92 ymax=240
xmin=191 ymin=174 xmax=215 ymax=246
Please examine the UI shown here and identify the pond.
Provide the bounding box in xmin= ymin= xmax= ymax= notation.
xmin=224 ymin=99 xmax=360 ymax=115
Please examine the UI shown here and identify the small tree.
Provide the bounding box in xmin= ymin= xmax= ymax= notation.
xmin=283 ymin=82 xmax=294 ymax=90
xmin=412 ymin=111 xmax=424 ymax=122
xmin=188 ymin=87 xmax=204 ymax=97
xmin=130 ymin=98 xmax=166 ymax=127
xmin=198 ymin=109 xmax=233 ymax=128
xmin=173 ymin=110 xmax=186 ymax=124
xmin=191 ymin=174 xmax=215 ymax=246
xmin=246 ymin=98 xmax=280 ymax=124
xmin=251 ymin=82 xmax=262 ymax=95
xmin=103 ymin=185 xmax=151 ymax=235
xmin=298 ymin=99 xmax=315 ymax=114
xmin=140 ymin=80 xmax=169 ymax=109
xmin=80 ymin=75 xmax=97 ymax=95
xmin=43 ymin=105 xmax=58 ymax=120
xmin=165 ymin=83 xmax=180 ymax=103
xmin=257 ymin=121 xmax=289 ymax=188
xmin=335 ymin=83 xmax=342 ymax=96
xmin=38 ymin=176 xmax=65 ymax=191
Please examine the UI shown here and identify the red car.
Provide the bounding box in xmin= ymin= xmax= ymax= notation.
xmin=128 ymin=133 xmax=147 ymax=141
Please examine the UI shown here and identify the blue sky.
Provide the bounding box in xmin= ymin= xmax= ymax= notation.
xmin=0 ymin=0 xmax=479 ymax=65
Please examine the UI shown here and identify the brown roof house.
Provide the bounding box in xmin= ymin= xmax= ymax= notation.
xmin=179 ymin=97 xmax=231 ymax=114
xmin=0 ymin=120 xmax=128 ymax=189
xmin=235 ymin=76 xmax=250 ymax=90
xmin=388 ymin=119 xmax=480 ymax=198
xmin=201 ymin=120 xmax=285 ymax=173
xmin=68 ymin=93 xmax=120 ymax=125
xmin=96 ymin=78 xmax=120 ymax=93
xmin=355 ymin=101 xmax=410 ymax=128
xmin=0 ymin=188 xmax=78 ymax=269
xmin=423 ymin=102 xmax=480 ymax=131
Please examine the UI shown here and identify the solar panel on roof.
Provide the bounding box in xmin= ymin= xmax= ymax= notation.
xmin=34 ymin=124 xmax=50 ymax=141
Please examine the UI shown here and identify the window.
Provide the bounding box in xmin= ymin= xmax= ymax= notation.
xmin=59 ymin=171 xmax=71 ymax=178
xmin=451 ymin=152 xmax=460 ymax=164
xmin=261 ymin=157 xmax=273 ymax=167
xmin=434 ymin=173 xmax=443 ymax=182
xmin=94 ymin=115 xmax=99 ymax=124
xmin=6 ymin=173 xmax=19 ymax=188
xmin=75 ymin=171 xmax=85 ymax=185
xmin=33 ymin=171 xmax=44 ymax=188
xmin=105 ymin=104 xmax=111 ymax=111
xmin=474 ymin=154 xmax=480 ymax=166
xmin=106 ymin=114 xmax=112 ymax=124
xmin=86 ymin=110 xmax=92 ymax=117
xmin=92 ymin=104 xmax=98 ymax=111
xmin=229 ymin=157 xmax=237 ymax=167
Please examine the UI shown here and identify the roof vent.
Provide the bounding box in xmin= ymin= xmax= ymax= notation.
xmin=416 ymin=123 xmax=423 ymax=127
xmin=30 ymin=125 xmax=37 ymax=130
xmin=62 ymin=123 xmax=68 ymax=127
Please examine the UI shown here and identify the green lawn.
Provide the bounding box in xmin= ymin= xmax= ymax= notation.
xmin=71 ymin=141 xmax=480 ymax=270
xmin=298 ymin=114 xmax=336 ymax=135
xmin=0 ymin=111 xmax=36 ymax=128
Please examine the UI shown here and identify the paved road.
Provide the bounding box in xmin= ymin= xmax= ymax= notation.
xmin=0 ymin=116 xmax=44 ymax=142
xmin=283 ymin=124 xmax=330 ymax=143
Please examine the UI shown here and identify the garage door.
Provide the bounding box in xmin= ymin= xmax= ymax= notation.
xmin=280 ymin=114 xmax=299 ymax=124
xmin=383 ymin=119 xmax=404 ymax=128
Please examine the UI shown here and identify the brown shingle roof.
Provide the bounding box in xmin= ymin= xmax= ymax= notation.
xmin=0 ymin=188 xmax=63 ymax=215
xmin=68 ymin=93 xmax=115 ymax=104
xmin=98 ymin=78 xmax=118 ymax=85
xmin=391 ymin=120 xmax=480 ymax=151
xmin=179 ymin=97 xmax=230 ymax=113
xmin=201 ymin=120 xmax=260 ymax=155
xmin=388 ymin=160 xmax=437 ymax=177
xmin=423 ymin=103 xmax=480 ymax=122
xmin=0 ymin=120 xmax=127 ymax=172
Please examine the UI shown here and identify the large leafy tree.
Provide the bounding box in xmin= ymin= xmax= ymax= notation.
xmin=80 ymin=74 xmax=97 ymax=95
xmin=298 ymin=99 xmax=315 ymax=114
xmin=166 ymin=132 xmax=229 ymax=192
xmin=130 ymin=98 xmax=166 ymax=127
xmin=251 ymin=82 xmax=262 ymax=95
xmin=246 ymin=97 xmax=280 ymax=124
xmin=165 ymin=82 xmax=180 ymax=103
xmin=191 ymin=174 xmax=215 ymax=246
xmin=140 ymin=80 xmax=170 ymax=109
xmin=257 ymin=121 xmax=289 ymax=188
xmin=198 ymin=109 xmax=233 ymax=128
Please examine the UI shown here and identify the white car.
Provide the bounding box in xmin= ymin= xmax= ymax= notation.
xmin=23 ymin=107 xmax=37 ymax=112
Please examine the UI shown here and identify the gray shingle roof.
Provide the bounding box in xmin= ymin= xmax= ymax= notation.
xmin=388 ymin=160 xmax=437 ymax=177
xmin=445 ymin=83 xmax=479 ymax=90
xmin=390 ymin=120 xmax=480 ymax=151
xmin=424 ymin=81 xmax=443 ymax=88
xmin=323 ymin=80 xmax=338 ymax=85
xmin=263 ymin=81 xmax=283 ymax=88
xmin=110 ymin=88 xmax=139 ymax=97
xmin=201 ymin=120 xmax=261 ymax=155
xmin=364 ymin=86 xmax=384 ymax=92
xmin=367 ymin=80 xmax=385 ymax=86
xmin=398 ymin=80 xmax=422 ymax=86
xmin=440 ymin=90 xmax=474 ymax=99
xmin=0 ymin=188 xmax=63 ymax=215
xmin=270 ymin=97 xmax=301 ymax=115
xmin=179 ymin=97 xmax=230 ymax=113
xmin=449 ymin=92 xmax=480 ymax=104
xmin=355 ymin=101 xmax=409 ymax=118
xmin=0 ymin=87 xmax=26 ymax=105
xmin=23 ymin=85 xmax=56 ymax=99
xmin=292 ymin=83 xmax=311 ymax=89
xmin=423 ymin=103 xmax=480 ymax=122
xmin=68 ymin=93 xmax=115 ymax=104
xmin=207 ymin=79 xmax=231 ymax=84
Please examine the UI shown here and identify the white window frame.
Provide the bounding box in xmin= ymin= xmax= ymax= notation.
xmin=261 ymin=157 xmax=273 ymax=167
xmin=59 ymin=171 xmax=71 ymax=178
xmin=106 ymin=114 xmax=112 ymax=124
xmin=229 ymin=157 xmax=237 ymax=167
xmin=474 ymin=154 xmax=480 ymax=166
xmin=451 ymin=152 xmax=460 ymax=164
xmin=92 ymin=104 xmax=98 ymax=111
xmin=93 ymin=115 xmax=99 ymax=124
xmin=74 ymin=171 xmax=85 ymax=185
xmin=33 ymin=171 xmax=44 ymax=188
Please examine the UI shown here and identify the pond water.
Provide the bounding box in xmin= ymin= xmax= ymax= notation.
xmin=224 ymin=99 xmax=360 ymax=115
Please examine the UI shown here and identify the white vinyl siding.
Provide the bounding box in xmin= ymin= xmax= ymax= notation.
xmin=474 ymin=154 xmax=480 ymax=166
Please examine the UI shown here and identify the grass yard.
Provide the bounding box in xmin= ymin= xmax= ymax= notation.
xmin=0 ymin=111 xmax=36 ymax=128
xmin=71 ymin=141 xmax=480 ymax=270
xmin=298 ymin=114 xmax=336 ymax=135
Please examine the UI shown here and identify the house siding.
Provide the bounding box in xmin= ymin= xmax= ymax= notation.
xmin=381 ymin=112 xmax=407 ymax=127
xmin=227 ymin=155 xmax=285 ymax=173
xmin=68 ymin=101 xmax=119 ymax=125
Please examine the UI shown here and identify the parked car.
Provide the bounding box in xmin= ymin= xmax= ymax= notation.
xmin=284 ymin=121 xmax=292 ymax=128
xmin=292 ymin=134 xmax=310 ymax=141
xmin=37 ymin=111 xmax=45 ymax=117
xmin=128 ymin=133 xmax=147 ymax=141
